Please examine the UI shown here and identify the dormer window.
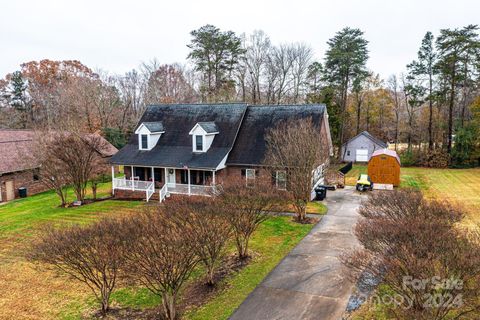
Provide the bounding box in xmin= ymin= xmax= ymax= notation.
xmin=141 ymin=134 xmax=148 ymax=149
xmin=135 ymin=122 xmax=164 ymax=151
xmin=195 ymin=135 xmax=203 ymax=151
xmin=189 ymin=122 xmax=219 ymax=153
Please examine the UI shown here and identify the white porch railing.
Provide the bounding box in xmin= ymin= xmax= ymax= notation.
xmin=113 ymin=177 xmax=155 ymax=202
xmin=159 ymin=184 xmax=168 ymax=203
xmin=166 ymin=183 xmax=216 ymax=197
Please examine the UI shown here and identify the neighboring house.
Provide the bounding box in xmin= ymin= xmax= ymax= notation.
xmin=110 ymin=103 xmax=333 ymax=202
xmin=340 ymin=131 xmax=387 ymax=162
xmin=0 ymin=129 xmax=118 ymax=203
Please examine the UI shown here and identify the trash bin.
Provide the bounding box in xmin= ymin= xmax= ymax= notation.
xmin=18 ymin=187 xmax=27 ymax=198
xmin=315 ymin=186 xmax=327 ymax=201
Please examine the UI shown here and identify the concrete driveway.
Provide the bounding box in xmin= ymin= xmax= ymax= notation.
xmin=229 ymin=188 xmax=362 ymax=320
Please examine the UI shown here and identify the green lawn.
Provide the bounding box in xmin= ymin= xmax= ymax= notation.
xmin=0 ymin=183 xmax=314 ymax=320
xmin=345 ymin=164 xmax=480 ymax=224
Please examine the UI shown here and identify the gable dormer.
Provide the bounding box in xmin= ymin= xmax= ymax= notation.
xmin=189 ymin=122 xmax=219 ymax=153
xmin=135 ymin=122 xmax=164 ymax=151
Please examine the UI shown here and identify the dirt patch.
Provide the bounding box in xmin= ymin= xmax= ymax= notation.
xmin=292 ymin=216 xmax=319 ymax=224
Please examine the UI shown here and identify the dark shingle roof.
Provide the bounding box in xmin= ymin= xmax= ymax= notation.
xmin=197 ymin=122 xmax=218 ymax=134
xmin=111 ymin=103 xmax=247 ymax=169
xmin=343 ymin=131 xmax=387 ymax=148
xmin=142 ymin=122 xmax=164 ymax=133
xmin=226 ymin=104 xmax=326 ymax=166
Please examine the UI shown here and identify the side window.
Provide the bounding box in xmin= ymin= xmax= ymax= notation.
xmin=245 ymin=168 xmax=255 ymax=187
xmin=346 ymin=150 xmax=350 ymax=156
xmin=33 ymin=168 xmax=40 ymax=181
xmin=276 ymin=170 xmax=287 ymax=190
xmin=141 ymin=134 xmax=148 ymax=149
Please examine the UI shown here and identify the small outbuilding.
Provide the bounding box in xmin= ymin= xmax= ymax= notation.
xmin=367 ymin=149 xmax=401 ymax=186
xmin=341 ymin=131 xmax=388 ymax=163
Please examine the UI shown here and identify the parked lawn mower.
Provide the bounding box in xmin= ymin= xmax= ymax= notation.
xmin=356 ymin=174 xmax=373 ymax=192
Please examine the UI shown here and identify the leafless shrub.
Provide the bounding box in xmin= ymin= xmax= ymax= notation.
xmin=120 ymin=207 xmax=199 ymax=320
xmin=342 ymin=189 xmax=480 ymax=319
xmin=218 ymin=176 xmax=282 ymax=259
xmin=265 ymin=117 xmax=329 ymax=221
xmin=28 ymin=218 xmax=125 ymax=316
xmin=163 ymin=197 xmax=232 ymax=286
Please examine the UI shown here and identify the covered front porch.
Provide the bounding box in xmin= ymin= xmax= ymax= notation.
xmin=111 ymin=165 xmax=218 ymax=202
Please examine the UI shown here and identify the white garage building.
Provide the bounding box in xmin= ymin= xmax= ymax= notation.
xmin=340 ymin=131 xmax=388 ymax=163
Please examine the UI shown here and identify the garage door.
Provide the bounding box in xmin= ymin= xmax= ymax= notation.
xmin=356 ymin=149 xmax=369 ymax=162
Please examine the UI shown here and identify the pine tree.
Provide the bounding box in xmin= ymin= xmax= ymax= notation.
xmin=323 ymin=27 xmax=369 ymax=149
xmin=407 ymin=32 xmax=437 ymax=150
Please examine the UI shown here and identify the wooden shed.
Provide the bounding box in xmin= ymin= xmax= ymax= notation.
xmin=367 ymin=149 xmax=401 ymax=186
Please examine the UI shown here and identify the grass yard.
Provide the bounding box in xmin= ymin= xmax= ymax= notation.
xmin=345 ymin=165 xmax=480 ymax=225
xmin=0 ymin=183 xmax=313 ymax=320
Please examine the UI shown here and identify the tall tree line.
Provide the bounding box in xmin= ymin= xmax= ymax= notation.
xmin=1 ymin=24 xmax=479 ymax=166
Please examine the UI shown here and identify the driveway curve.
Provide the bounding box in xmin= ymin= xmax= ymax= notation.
xmin=229 ymin=188 xmax=362 ymax=320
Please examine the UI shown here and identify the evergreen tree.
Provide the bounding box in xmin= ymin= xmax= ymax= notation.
xmin=435 ymin=24 xmax=480 ymax=155
xmin=187 ymin=25 xmax=245 ymax=102
xmin=9 ymin=71 xmax=28 ymax=110
xmin=322 ymin=27 xmax=369 ymax=149
xmin=407 ymin=31 xmax=437 ymax=150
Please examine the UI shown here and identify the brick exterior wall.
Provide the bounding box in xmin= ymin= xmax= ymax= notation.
xmin=0 ymin=156 xmax=116 ymax=203
xmin=0 ymin=169 xmax=50 ymax=202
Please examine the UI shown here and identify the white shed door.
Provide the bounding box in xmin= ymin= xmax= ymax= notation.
xmin=356 ymin=149 xmax=368 ymax=162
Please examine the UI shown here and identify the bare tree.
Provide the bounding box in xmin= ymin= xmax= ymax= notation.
xmin=29 ymin=218 xmax=125 ymax=316
xmin=120 ymin=207 xmax=199 ymax=320
xmin=52 ymin=133 xmax=110 ymax=203
xmin=273 ymin=44 xmax=296 ymax=103
xmin=219 ymin=176 xmax=282 ymax=259
xmin=29 ymin=132 xmax=70 ymax=206
xmin=245 ymin=30 xmax=271 ymax=104
xmin=265 ymin=118 xmax=329 ymax=221
xmin=387 ymin=74 xmax=403 ymax=150
xmin=164 ymin=197 xmax=232 ymax=286
xmin=291 ymin=43 xmax=313 ymax=103
xmin=342 ymin=189 xmax=480 ymax=320
xmin=31 ymin=131 xmax=111 ymax=204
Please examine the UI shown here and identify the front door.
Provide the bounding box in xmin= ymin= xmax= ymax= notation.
xmin=5 ymin=181 xmax=15 ymax=201
xmin=167 ymin=169 xmax=176 ymax=185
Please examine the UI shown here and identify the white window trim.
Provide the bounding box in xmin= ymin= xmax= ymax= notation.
xmin=276 ymin=170 xmax=287 ymax=190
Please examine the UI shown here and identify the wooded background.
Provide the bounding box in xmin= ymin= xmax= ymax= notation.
xmin=1 ymin=24 xmax=479 ymax=167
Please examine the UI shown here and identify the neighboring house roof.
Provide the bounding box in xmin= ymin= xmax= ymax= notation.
xmin=111 ymin=103 xmax=248 ymax=169
xmin=142 ymin=122 xmax=164 ymax=133
xmin=0 ymin=129 xmax=118 ymax=174
xmin=371 ymin=148 xmax=401 ymax=165
xmin=0 ymin=130 xmax=36 ymax=174
xmin=197 ymin=122 xmax=219 ymax=134
xmin=227 ymin=104 xmax=326 ymax=166
xmin=342 ymin=131 xmax=387 ymax=149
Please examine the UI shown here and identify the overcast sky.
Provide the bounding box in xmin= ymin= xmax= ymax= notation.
xmin=1 ymin=0 xmax=478 ymax=80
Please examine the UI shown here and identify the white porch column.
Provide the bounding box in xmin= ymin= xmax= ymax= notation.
xmin=111 ymin=166 xmax=115 ymax=195
xmin=131 ymin=165 xmax=134 ymax=191
xmin=151 ymin=167 xmax=155 ymax=186
xmin=212 ymin=170 xmax=216 ymax=185
xmin=188 ymin=169 xmax=191 ymax=196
